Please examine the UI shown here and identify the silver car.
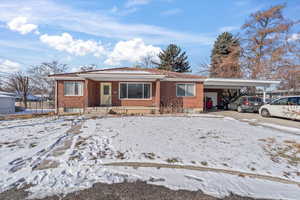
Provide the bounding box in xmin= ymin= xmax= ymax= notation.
xmin=228 ymin=96 xmax=263 ymax=113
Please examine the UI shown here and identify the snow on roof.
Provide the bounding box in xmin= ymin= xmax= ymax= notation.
xmin=90 ymin=70 xmax=151 ymax=74
xmin=0 ymin=94 xmax=15 ymax=98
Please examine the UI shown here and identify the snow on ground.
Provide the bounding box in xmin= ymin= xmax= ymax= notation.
xmin=259 ymin=123 xmax=300 ymax=135
xmin=0 ymin=115 xmax=300 ymax=199
xmin=94 ymin=116 xmax=300 ymax=181
xmin=14 ymin=109 xmax=55 ymax=115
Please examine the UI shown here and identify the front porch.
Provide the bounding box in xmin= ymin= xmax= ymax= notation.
xmin=84 ymin=79 xmax=160 ymax=108
xmin=85 ymin=106 xmax=159 ymax=115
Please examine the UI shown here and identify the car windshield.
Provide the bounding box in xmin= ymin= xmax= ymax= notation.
xmin=248 ymin=97 xmax=262 ymax=102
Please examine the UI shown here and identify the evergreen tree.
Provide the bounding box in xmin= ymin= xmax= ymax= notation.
xmin=156 ymin=44 xmax=191 ymax=72
xmin=210 ymin=32 xmax=242 ymax=78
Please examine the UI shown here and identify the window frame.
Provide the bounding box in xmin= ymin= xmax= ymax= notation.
xmin=64 ymin=81 xmax=84 ymax=97
xmin=118 ymin=82 xmax=152 ymax=100
xmin=176 ymin=83 xmax=196 ymax=97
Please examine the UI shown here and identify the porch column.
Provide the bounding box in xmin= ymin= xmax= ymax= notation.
xmin=84 ymin=79 xmax=89 ymax=112
xmin=55 ymin=80 xmax=58 ymax=114
xmin=155 ymin=79 xmax=161 ymax=111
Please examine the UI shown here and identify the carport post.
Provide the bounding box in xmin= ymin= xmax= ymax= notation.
xmin=263 ymin=87 xmax=266 ymax=104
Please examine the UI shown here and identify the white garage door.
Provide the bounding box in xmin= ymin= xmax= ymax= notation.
xmin=205 ymin=92 xmax=218 ymax=107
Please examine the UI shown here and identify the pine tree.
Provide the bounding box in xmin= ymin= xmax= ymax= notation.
xmin=156 ymin=44 xmax=191 ymax=72
xmin=210 ymin=32 xmax=242 ymax=78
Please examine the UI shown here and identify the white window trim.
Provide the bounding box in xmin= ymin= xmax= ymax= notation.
xmin=64 ymin=81 xmax=84 ymax=97
xmin=176 ymin=83 xmax=196 ymax=97
xmin=119 ymin=82 xmax=152 ymax=100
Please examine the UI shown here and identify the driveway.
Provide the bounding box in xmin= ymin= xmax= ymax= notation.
xmin=211 ymin=110 xmax=300 ymax=129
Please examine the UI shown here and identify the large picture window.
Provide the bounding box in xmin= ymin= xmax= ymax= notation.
xmin=64 ymin=81 xmax=83 ymax=96
xmin=176 ymin=83 xmax=195 ymax=97
xmin=119 ymin=83 xmax=151 ymax=99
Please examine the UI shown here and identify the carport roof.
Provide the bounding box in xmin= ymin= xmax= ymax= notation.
xmin=204 ymin=78 xmax=280 ymax=88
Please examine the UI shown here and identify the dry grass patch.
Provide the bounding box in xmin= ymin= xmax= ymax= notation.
xmin=142 ymin=153 xmax=156 ymax=160
xmin=166 ymin=157 xmax=181 ymax=163
xmin=34 ymin=159 xmax=59 ymax=170
xmin=262 ymin=138 xmax=300 ymax=165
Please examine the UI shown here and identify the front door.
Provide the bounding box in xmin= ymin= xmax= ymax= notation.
xmin=100 ymin=83 xmax=112 ymax=106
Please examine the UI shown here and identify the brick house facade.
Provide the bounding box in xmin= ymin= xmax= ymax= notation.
xmin=51 ymin=68 xmax=205 ymax=114
xmin=50 ymin=67 xmax=279 ymax=114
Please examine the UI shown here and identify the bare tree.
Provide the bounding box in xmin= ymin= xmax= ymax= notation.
xmin=28 ymin=61 xmax=68 ymax=100
xmin=139 ymin=53 xmax=157 ymax=68
xmin=241 ymin=4 xmax=295 ymax=79
xmin=79 ymin=64 xmax=97 ymax=72
xmin=198 ymin=57 xmax=211 ymax=76
xmin=7 ymin=72 xmax=32 ymax=108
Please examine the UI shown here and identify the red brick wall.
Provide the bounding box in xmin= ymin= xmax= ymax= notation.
xmin=87 ymin=79 xmax=100 ymax=107
xmin=160 ymin=81 xmax=204 ymax=109
xmin=57 ymin=80 xmax=85 ymax=109
xmin=57 ymin=80 xmax=204 ymax=110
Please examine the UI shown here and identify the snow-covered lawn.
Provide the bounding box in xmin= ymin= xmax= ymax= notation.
xmin=0 ymin=115 xmax=299 ymax=199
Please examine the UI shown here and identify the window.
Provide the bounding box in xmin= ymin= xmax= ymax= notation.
xmin=119 ymin=83 xmax=151 ymax=99
xmin=64 ymin=108 xmax=83 ymax=113
xmin=272 ymin=98 xmax=288 ymax=105
xmin=64 ymin=81 xmax=83 ymax=96
xmin=103 ymin=85 xmax=110 ymax=95
xmin=288 ymin=97 xmax=300 ymax=105
xmin=176 ymin=83 xmax=195 ymax=97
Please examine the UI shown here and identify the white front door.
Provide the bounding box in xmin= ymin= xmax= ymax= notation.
xmin=100 ymin=83 xmax=112 ymax=106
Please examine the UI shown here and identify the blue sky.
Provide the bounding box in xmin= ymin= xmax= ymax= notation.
xmin=0 ymin=0 xmax=299 ymax=73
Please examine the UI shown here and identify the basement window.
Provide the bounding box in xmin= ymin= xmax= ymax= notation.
xmin=64 ymin=108 xmax=83 ymax=113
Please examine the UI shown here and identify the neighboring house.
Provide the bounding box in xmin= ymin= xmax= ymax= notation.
xmin=0 ymin=93 xmax=15 ymax=114
xmin=49 ymin=67 xmax=279 ymax=114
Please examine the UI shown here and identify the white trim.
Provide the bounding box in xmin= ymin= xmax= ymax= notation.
xmin=176 ymin=83 xmax=196 ymax=97
xmin=119 ymin=82 xmax=152 ymax=100
xmin=204 ymin=78 xmax=280 ymax=87
xmin=204 ymin=85 xmax=243 ymax=89
xmin=49 ymin=77 xmax=85 ymax=81
xmin=78 ymin=73 xmax=165 ymax=80
xmin=163 ymin=78 xmax=204 ymax=82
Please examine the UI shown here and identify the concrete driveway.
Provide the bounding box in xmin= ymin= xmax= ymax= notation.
xmin=211 ymin=110 xmax=300 ymax=129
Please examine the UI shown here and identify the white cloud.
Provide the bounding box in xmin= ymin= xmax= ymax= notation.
xmin=7 ymin=17 xmax=38 ymax=35
xmin=125 ymin=0 xmax=152 ymax=8
xmin=40 ymin=33 xmax=107 ymax=57
xmin=219 ymin=26 xmax=240 ymax=33
xmin=288 ymin=33 xmax=300 ymax=41
xmin=105 ymin=38 xmax=161 ymax=66
xmin=161 ymin=8 xmax=182 ymax=16
xmin=0 ymin=0 xmax=214 ymax=45
xmin=0 ymin=59 xmax=21 ymax=73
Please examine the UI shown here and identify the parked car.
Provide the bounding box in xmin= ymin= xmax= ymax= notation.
xmin=259 ymin=96 xmax=300 ymax=120
xmin=228 ymin=96 xmax=263 ymax=113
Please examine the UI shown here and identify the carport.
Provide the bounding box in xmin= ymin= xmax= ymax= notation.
xmin=203 ymin=78 xmax=280 ymax=109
